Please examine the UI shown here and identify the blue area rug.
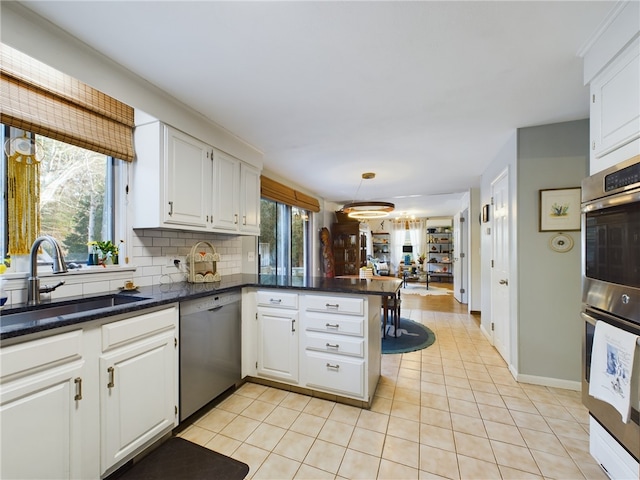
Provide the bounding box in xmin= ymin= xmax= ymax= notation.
xmin=382 ymin=317 xmax=436 ymax=354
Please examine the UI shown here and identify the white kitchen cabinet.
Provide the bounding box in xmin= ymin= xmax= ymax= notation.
xmin=100 ymin=306 xmax=178 ymax=476
xmin=133 ymin=121 xmax=260 ymax=235
xmin=256 ymin=290 xmax=299 ymax=383
xmin=590 ymin=37 xmax=640 ymax=163
xmin=0 ymin=330 xmax=84 ymax=480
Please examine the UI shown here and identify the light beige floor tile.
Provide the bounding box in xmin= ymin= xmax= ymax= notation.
xmin=420 ymin=393 xmax=449 ymax=411
xmin=280 ymin=391 xmax=312 ymax=411
xmin=242 ymin=399 xmax=278 ymax=422
xmin=519 ymin=427 xmax=565 ymax=455
xmin=370 ymin=395 xmax=393 ymax=415
xmin=394 ymin=387 xmax=422 ymax=405
xmin=477 ymin=404 xmax=514 ymax=425
xmin=421 ymin=372 xmax=445 ymax=385
xmin=220 ymin=415 xmax=262 ymax=442
xmin=490 ymin=440 xmax=541 ymax=475
xmin=195 ymin=407 xmax=237 ymax=432
xmin=420 ymin=406 xmax=452 ymax=429
xmin=483 ymin=419 xmax=526 ymax=446
xmin=337 ymin=449 xmax=381 ymax=480
xmin=348 ymin=426 xmax=386 ymax=457
xmin=356 ymin=409 xmax=389 ymax=433
xmin=453 ymin=431 xmax=494 ymax=461
xmin=274 ymin=430 xmax=315 ymax=462
xmin=451 ymin=412 xmax=486 ymax=437
xmin=387 ymin=415 xmax=420 ymax=443
xmin=304 ymin=439 xmax=346 ymax=475
xmin=495 ymin=384 xmax=528 ymax=399
xmin=502 ymin=395 xmax=539 ymax=414
xmin=382 ymin=435 xmax=419 ymax=469
xmin=419 ymin=444 xmax=459 ymax=479
xmin=420 ymin=381 xmax=448 ymax=397
xmin=318 ymin=419 xmax=355 ymax=447
xmin=378 ymin=458 xmax=419 ymax=480
xmin=468 ymin=379 xmax=499 ymax=395
xmin=509 ymin=410 xmax=552 ymax=433
xmin=374 ymin=384 xmax=395 ymax=400
xmin=303 ymin=397 xmax=336 ymax=418
xmin=396 ymin=375 xmax=421 ymax=391
xmin=294 ymin=463 xmax=336 ymax=479
xmin=290 ymin=412 xmax=327 ymax=437
xmin=457 ymin=454 xmax=501 ymax=480
xmin=443 ymin=366 xmax=468 ymax=379
xmin=253 ymin=452 xmax=300 ymax=480
xmin=178 ymin=424 xmax=215 ymax=446
xmin=204 ymin=433 xmax=241 ymax=456
xmin=328 ymin=403 xmax=362 ymax=426
xmin=448 ymin=398 xmax=480 ymax=418
xmin=545 ymin=416 xmax=590 ymax=441
xmin=217 ymin=394 xmax=255 ymax=414
xmin=263 ymin=405 xmax=300 ymax=429
xmin=444 ymin=376 xmax=471 ymax=390
xmin=236 ymin=382 xmax=270 ymax=399
xmin=231 ymin=443 xmax=270 ymax=478
xmin=390 ymin=399 xmax=421 ymax=420
xmin=257 ymin=387 xmax=289 ymax=405
xmin=446 ymin=385 xmax=476 ymax=402
xmin=530 ymin=448 xmax=585 ymax=479
xmin=473 ymin=391 xmax=505 ymax=408
xmin=419 ymin=424 xmax=455 ymax=452
xmin=497 ymin=465 xmax=543 ymax=479
xmin=245 ymin=422 xmax=287 ymax=451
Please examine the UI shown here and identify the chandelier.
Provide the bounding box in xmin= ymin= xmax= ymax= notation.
xmin=341 ymin=173 xmax=395 ymax=219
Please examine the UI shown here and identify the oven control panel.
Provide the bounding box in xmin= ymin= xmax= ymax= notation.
xmin=605 ymin=161 xmax=640 ymax=191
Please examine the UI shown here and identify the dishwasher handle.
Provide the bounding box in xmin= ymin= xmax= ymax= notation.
xmin=208 ymin=305 xmax=224 ymax=312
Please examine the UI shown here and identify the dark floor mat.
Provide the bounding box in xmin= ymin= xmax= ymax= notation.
xmin=111 ymin=437 xmax=249 ymax=480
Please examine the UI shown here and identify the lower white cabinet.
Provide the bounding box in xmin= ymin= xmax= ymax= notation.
xmin=100 ymin=307 xmax=178 ymax=474
xmin=0 ymin=330 xmax=84 ymax=480
xmin=0 ymin=305 xmax=179 ymax=480
xmin=305 ymin=351 xmax=365 ymax=398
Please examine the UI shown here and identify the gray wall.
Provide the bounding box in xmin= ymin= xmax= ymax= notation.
xmin=516 ymin=120 xmax=589 ymax=383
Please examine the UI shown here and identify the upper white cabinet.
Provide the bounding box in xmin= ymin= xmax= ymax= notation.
xmin=590 ymin=37 xmax=640 ymax=161
xmin=133 ymin=122 xmax=261 ymax=235
xmin=582 ymin=1 xmax=640 ymax=173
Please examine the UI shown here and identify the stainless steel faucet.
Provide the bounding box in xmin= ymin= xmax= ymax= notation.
xmin=27 ymin=235 xmax=68 ymax=305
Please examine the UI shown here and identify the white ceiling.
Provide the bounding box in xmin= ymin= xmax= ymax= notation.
xmin=18 ymin=1 xmax=615 ymax=218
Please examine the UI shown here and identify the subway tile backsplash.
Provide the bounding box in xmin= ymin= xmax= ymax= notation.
xmin=1 ymin=229 xmax=242 ymax=307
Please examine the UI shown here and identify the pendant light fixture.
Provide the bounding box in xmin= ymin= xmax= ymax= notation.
xmin=341 ymin=172 xmax=395 ymax=219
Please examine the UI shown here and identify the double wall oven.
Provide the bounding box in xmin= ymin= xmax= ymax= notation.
xmin=581 ymin=155 xmax=640 ymax=477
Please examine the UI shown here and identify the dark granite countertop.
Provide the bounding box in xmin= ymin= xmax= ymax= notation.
xmin=1 ymin=274 xmax=401 ymax=341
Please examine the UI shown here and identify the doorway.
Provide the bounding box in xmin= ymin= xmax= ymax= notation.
xmin=491 ymin=169 xmax=510 ymax=363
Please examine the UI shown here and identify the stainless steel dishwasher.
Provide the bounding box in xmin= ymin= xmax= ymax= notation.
xmin=179 ymin=291 xmax=241 ymax=422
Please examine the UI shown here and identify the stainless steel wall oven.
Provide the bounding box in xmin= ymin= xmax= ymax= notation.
xmin=581 ymin=155 xmax=640 ymax=474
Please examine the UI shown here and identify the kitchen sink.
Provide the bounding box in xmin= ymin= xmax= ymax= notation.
xmin=1 ymin=294 xmax=151 ymax=328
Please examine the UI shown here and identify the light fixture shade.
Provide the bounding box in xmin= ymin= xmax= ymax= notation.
xmin=342 ymin=201 xmax=395 ymax=219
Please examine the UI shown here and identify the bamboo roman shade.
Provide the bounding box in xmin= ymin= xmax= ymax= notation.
xmin=0 ymin=43 xmax=135 ymax=161
xmin=261 ymin=175 xmax=320 ymax=212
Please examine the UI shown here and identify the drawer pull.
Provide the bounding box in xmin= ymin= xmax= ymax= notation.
xmin=269 ymin=298 xmax=282 ymax=304
xmin=325 ymin=323 xmax=340 ymax=329
xmin=74 ymin=377 xmax=83 ymax=401
xmin=326 ymin=343 xmax=339 ymax=349
xmin=292 ymin=319 xmax=296 ymax=333
xmin=325 ymin=303 xmax=339 ymax=310
xmin=107 ymin=366 xmax=115 ymax=389
xmin=326 ymin=363 xmax=340 ymax=370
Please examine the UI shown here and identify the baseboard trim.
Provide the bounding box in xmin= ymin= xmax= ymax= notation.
xmin=513 ymin=372 xmax=581 ymax=391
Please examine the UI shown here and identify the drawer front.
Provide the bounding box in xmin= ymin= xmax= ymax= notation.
xmin=257 ymin=291 xmax=298 ymax=310
xmin=304 ymin=331 xmax=364 ymax=358
xmin=1 ymin=330 xmax=83 ymax=380
xmin=304 ymin=295 xmax=364 ymax=316
xmin=102 ymin=306 xmax=177 ymax=351
xmin=304 ymin=312 xmax=364 ymax=337
xmin=305 ymin=351 xmax=364 ymax=398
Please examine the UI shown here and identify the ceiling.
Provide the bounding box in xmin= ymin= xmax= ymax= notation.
xmin=17 ymin=1 xmax=615 ymax=218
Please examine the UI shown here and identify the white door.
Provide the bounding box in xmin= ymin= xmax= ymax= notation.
xmin=491 ymin=170 xmax=510 ymax=362
xmin=212 ymin=151 xmax=240 ymax=230
xmin=453 ymin=210 xmax=468 ymax=304
xmin=100 ymin=330 xmax=177 ymax=473
xmin=240 ymin=164 xmax=261 ymax=234
xmin=257 ymin=309 xmax=299 ymax=383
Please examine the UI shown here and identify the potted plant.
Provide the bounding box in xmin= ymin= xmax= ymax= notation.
xmin=89 ymin=240 xmax=123 ymax=266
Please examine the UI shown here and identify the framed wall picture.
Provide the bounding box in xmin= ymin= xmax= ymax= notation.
xmin=539 ymin=187 xmax=581 ymax=231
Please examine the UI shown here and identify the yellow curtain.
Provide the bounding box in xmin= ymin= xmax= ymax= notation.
xmin=7 ymin=142 xmax=40 ymax=254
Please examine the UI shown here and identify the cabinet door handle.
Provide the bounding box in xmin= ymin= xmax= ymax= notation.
xmin=74 ymin=377 xmax=83 ymax=401
xmin=243 ymin=215 xmax=247 ymax=225
xmin=269 ymin=298 xmax=282 ymax=304
xmin=325 ymin=323 xmax=340 ymax=329
xmin=168 ymin=201 xmax=173 ymax=217
xmin=326 ymin=343 xmax=339 ymax=349
xmin=291 ymin=319 xmax=296 ymax=332
xmin=107 ymin=366 xmax=115 ymax=388
xmin=499 ymin=279 xmax=508 ymax=286
xmin=326 ymin=363 xmax=340 ymax=370
xmin=325 ymin=303 xmax=339 ymax=310
xmin=234 ymin=214 xmax=239 ymax=225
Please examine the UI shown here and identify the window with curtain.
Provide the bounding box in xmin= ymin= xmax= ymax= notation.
xmin=389 ymin=219 xmax=426 ymax=274
xmin=0 ymin=43 xmax=133 ymax=269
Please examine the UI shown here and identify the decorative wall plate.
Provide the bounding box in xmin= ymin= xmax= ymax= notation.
xmin=549 ymin=233 xmax=574 ymax=253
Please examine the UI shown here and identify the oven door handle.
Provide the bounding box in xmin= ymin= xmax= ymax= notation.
xmin=581 ymin=311 xmax=598 ymax=327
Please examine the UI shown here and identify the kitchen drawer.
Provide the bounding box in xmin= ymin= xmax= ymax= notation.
xmin=257 ymin=291 xmax=298 ymax=310
xmin=304 ymin=312 xmax=364 ymax=337
xmin=102 ymin=306 xmax=177 ymax=352
xmin=304 ymin=295 xmax=363 ymax=316
xmin=304 ymin=351 xmax=364 ymax=398
xmin=304 ymin=331 xmax=364 ymax=358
